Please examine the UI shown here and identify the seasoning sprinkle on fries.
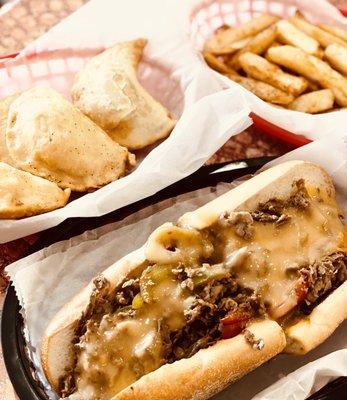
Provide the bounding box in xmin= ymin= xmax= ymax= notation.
xmin=203 ymin=11 xmax=347 ymax=113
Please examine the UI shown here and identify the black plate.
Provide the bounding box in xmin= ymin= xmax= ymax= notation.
xmin=2 ymin=157 xmax=346 ymax=399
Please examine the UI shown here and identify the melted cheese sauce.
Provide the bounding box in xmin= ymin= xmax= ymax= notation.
xmin=70 ymin=274 xmax=187 ymax=400
xmin=222 ymin=187 xmax=346 ymax=318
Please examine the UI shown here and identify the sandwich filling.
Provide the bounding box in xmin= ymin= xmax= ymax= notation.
xmin=62 ymin=179 xmax=346 ymax=400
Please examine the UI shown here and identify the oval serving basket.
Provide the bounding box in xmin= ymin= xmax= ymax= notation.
xmin=2 ymin=156 xmax=347 ymax=400
xmin=190 ymin=0 xmax=347 ymax=147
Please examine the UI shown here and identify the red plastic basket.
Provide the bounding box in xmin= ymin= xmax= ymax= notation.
xmin=190 ymin=0 xmax=347 ymax=148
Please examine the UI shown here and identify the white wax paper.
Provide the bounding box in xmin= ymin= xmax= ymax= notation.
xmin=190 ymin=0 xmax=347 ymax=140
xmin=6 ymin=132 xmax=347 ymax=400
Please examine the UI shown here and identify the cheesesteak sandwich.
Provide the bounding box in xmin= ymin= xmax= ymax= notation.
xmin=41 ymin=161 xmax=347 ymax=400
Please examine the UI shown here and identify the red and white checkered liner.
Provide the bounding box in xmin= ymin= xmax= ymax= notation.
xmin=0 ymin=48 xmax=184 ymax=118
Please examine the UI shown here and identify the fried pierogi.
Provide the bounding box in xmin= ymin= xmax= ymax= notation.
xmin=0 ymin=162 xmax=70 ymax=219
xmin=6 ymin=87 xmax=135 ymax=192
xmin=72 ymin=39 xmax=175 ymax=150
xmin=0 ymin=93 xmax=19 ymax=166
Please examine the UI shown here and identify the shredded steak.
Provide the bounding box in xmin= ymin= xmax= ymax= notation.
xmin=299 ymin=252 xmax=347 ymax=311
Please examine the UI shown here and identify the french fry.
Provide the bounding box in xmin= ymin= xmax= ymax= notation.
xmin=216 ymin=39 xmax=252 ymax=66
xmin=229 ymin=75 xmax=294 ymax=104
xmin=268 ymin=41 xmax=281 ymax=49
xmin=238 ymin=52 xmax=308 ymax=96
xmin=292 ymin=12 xmax=347 ymax=48
xmin=204 ymin=13 xmax=279 ymax=54
xmin=325 ymin=43 xmax=347 ymax=75
xmin=316 ymin=47 xmax=324 ymax=59
xmin=319 ymin=23 xmax=347 ymax=43
xmin=309 ymin=55 xmax=347 ymax=106
xmin=230 ymin=25 xmax=277 ymax=69
xmin=276 ymin=19 xmax=320 ymax=55
xmin=266 ymin=45 xmax=347 ymax=106
xmin=306 ymin=79 xmax=320 ymax=91
xmin=215 ymin=24 xmax=232 ymax=33
xmin=203 ymin=52 xmax=234 ymax=75
xmin=288 ymin=89 xmax=334 ymax=113
xmin=203 ymin=52 xmax=239 ymax=75
xmin=223 ymin=37 xmax=252 ymax=55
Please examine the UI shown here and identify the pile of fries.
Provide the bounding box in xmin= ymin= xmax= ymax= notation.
xmin=203 ymin=12 xmax=347 ymax=113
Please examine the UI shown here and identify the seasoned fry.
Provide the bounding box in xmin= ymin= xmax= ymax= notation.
xmin=239 ymin=52 xmax=308 ymax=96
xmin=266 ymin=45 xmax=347 ymax=106
xmin=306 ymin=79 xmax=320 ymax=92
xmin=310 ymin=55 xmax=347 ymax=106
xmin=215 ymin=24 xmax=232 ymax=33
xmin=316 ymin=48 xmax=324 ymax=59
xmin=319 ymin=23 xmax=347 ymax=43
xmin=230 ymin=25 xmax=277 ymax=69
xmin=276 ymin=20 xmax=320 ymax=55
xmin=268 ymin=41 xmax=281 ymax=49
xmin=288 ymin=89 xmax=334 ymax=113
xmin=204 ymin=13 xmax=279 ymax=54
xmin=325 ymin=43 xmax=347 ymax=75
xmin=292 ymin=12 xmax=347 ymax=48
xmin=203 ymin=52 xmax=238 ymax=75
xmin=229 ymin=75 xmax=294 ymax=104
xmin=203 ymin=12 xmax=347 ymax=112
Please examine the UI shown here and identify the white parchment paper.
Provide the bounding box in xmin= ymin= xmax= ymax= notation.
xmin=6 ymin=132 xmax=347 ymax=400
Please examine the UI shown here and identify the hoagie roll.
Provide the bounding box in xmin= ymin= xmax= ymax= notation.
xmin=42 ymin=161 xmax=347 ymax=399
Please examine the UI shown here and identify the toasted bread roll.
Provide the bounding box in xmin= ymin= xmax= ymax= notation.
xmin=284 ymin=282 xmax=347 ymax=354
xmin=114 ymin=320 xmax=285 ymax=400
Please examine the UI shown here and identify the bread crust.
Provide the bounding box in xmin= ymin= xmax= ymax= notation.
xmin=178 ymin=160 xmax=334 ymax=230
xmin=113 ymin=320 xmax=286 ymax=400
xmin=284 ymin=281 xmax=347 ymax=354
xmin=41 ymin=160 xmax=345 ymax=398
xmin=41 ymin=247 xmax=147 ymax=391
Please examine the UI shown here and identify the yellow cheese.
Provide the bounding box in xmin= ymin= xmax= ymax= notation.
xmin=221 ymin=185 xmax=345 ymax=319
